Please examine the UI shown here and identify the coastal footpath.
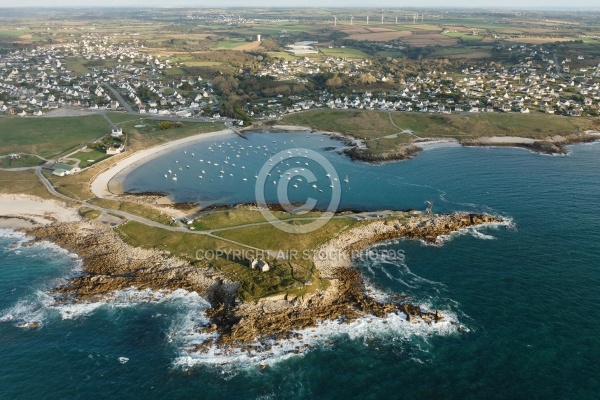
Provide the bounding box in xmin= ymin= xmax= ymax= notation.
xmin=2 ymin=190 xmax=505 ymax=349
xmin=210 ymin=212 xmax=504 ymax=347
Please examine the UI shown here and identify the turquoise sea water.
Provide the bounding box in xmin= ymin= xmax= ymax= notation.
xmin=1 ymin=133 xmax=600 ymax=399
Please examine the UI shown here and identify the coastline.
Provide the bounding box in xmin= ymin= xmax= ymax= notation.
xmin=259 ymin=123 xmax=600 ymax=162
xmin=0 ymin=194 xmax=80 ymax=229
xmin=205 ymin=212 xmax=507 ymax=346
xmin=0 ymin=121 xmax=575 ymax=357
xmin=5 ymin=207 xmax=506 ymax=353
xmin=90 ymin=128 xmax=238 ymax=199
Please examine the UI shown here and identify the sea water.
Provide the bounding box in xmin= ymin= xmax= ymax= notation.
xmin=1 ymin=135 xmax=599 ymax=399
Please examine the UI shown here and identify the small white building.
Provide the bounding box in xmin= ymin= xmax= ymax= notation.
xmin=250 ymin=258 xmax=270 ymax=272
xmin=106 ymin=144 xmax=125 ymax=155
xmin=111 ymin=128 xmax=123 ymax=138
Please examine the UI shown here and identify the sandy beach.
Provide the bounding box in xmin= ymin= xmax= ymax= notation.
xmin=90 ymin=128 xmax=237 ymax=198
xmin=0 ymin=194 xmax=80 ymax=229
xmin=478 ymin=136 xmax=538 ymax=144
xmin=414 ymin=139 xmax=461 ymax=150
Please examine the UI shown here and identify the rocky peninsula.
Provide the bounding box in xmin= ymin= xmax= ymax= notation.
xmin=23 ymin=211 xmax=505 ymax=350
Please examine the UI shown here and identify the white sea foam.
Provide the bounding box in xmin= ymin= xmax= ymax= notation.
xmin=169 ymin=254 xmax=462 ymax=371
xmin=171 ymin=305 xmax=461 ymax=371
xmin=0 ymin=229 xmax=30 ymax=248
xmin=1 ymin=229 xmax=467 ymax=369
xmin=433 ymin=217 xmax=514 ymax=245
xmin=0 ymin=229 xmax=82 ymax=263
xmin=0 ymin=285 xmax=210 ymax=328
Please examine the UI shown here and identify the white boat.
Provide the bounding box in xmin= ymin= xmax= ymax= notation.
xmin=344 ymin=175 xmax=349 ymax=183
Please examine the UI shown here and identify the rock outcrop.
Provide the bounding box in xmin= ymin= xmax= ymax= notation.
xmin=25 ymin=222 xmax=218 ymax=301
xmin=28 ymin=212 xmax=506 ymax=350
xmin=207 ymin=212 xmax=505 ymax=346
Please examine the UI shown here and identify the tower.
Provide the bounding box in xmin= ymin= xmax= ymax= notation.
xmin=257 ymin=34 xmax=261 ymax=42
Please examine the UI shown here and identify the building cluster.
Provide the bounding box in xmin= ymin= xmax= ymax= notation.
xmin=1 ymin=36 xmax=599 ymax=120
xmin=0 ymin=37 xmax=219 ymax=119
xmin=254 ymin=43 xmax=600 ymax=117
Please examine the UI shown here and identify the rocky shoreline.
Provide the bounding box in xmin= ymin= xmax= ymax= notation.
xmin=24 ymin=222 xmax=222 ymax=301
xmin=197 ymin=212 xmax=506 ymax=347
xmin=462 ymin=132 xmax=599 ymax=155
xmin=344 ymin=144 xmax=422 ymax=163
xmin=254 ymin=123 xmax=600 ymax=162
xmin=21 ymin=211 xmax=506 ymax=351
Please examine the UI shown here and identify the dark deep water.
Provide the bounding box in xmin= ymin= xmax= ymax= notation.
xmin=1 ymin=133 xmax=599 ymax=399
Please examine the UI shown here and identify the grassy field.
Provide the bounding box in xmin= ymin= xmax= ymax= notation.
xmin=281 ymin=109 xmax=600 ymax=155
xmin=431 ymin=47 xmax=493 ymax=59
xmin=88 ymin=198 xmax=173 ymax=225
xmin=281 ymin=110 xmax=398 ymax=138
xmin=65 ymin=57 xmax=118 ymax=76
xmin=390 ymin=112 xmax=599 ymax=140
xmin=442 ymin=32 xmax=485 ymax=42
xmin=42 ymin=120 xmax=225 ymax=202
xmin=104 ymin=112 xmax=146 ymax=125
xmin=190 ymin=209 xmax=325 ymax=231
xmin=0 ymin=154 xmax=44 ymax=168
xmin=318 ymin=46 xmax=369 ymax=58
xmin=0 ymin=170 xmax=55 ymax=200
xmin=115 ymin=220 xmax=322 ymax=301
xmin=210 ymin=38 xmax=248 ymax=50
xmin=68 ymin=148 xmax=112 ymax=169
xmin=121 ymin=120 xmax=225 ymax=150
xmin=214 ymin=217 xmax=357 ymax=254
xmin=116 ymin=213 xmax=354 ymax=300
xmin=0 ymin=115 xmax=111 ymax=158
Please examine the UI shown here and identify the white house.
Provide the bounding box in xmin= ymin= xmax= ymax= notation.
xmin=250 ymin=258 xmax=270 ymax=272
xmin=106 ymin=144 xmax=125 ymax=155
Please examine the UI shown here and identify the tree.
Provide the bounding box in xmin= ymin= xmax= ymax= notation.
xmin=358 ymin=73 xmax=376 ymax=85
xmin=325 ymin=74 xmax=344 ymax=88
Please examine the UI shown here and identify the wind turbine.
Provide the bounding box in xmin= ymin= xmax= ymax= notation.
xmin=350 ymin=15 xmax=354 ymax=25
xmin=367 ymin=15 xmax=369 ymax=25
xmin=381 ymin=13 xmax=384 ymax=24
xmin=334 ymin=15 xmax=337 ymax=27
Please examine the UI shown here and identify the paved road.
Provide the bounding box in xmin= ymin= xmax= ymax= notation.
xmin=102 ymin=83 xmax=221 ymax=124
xmin=99 ymin=111 xmax=118 ymax=130
xmin=553 ymin=54 xmax=564 ymax=79
xmin=388 ymin=112 xmax=421 ymax=139
xmin=102 ymin=83 xmax=135 ymax=114
xmin=34 ymin=166 xmax=343 ymax=253
xmin=35 ymin=166 xmax=192 ymax=232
